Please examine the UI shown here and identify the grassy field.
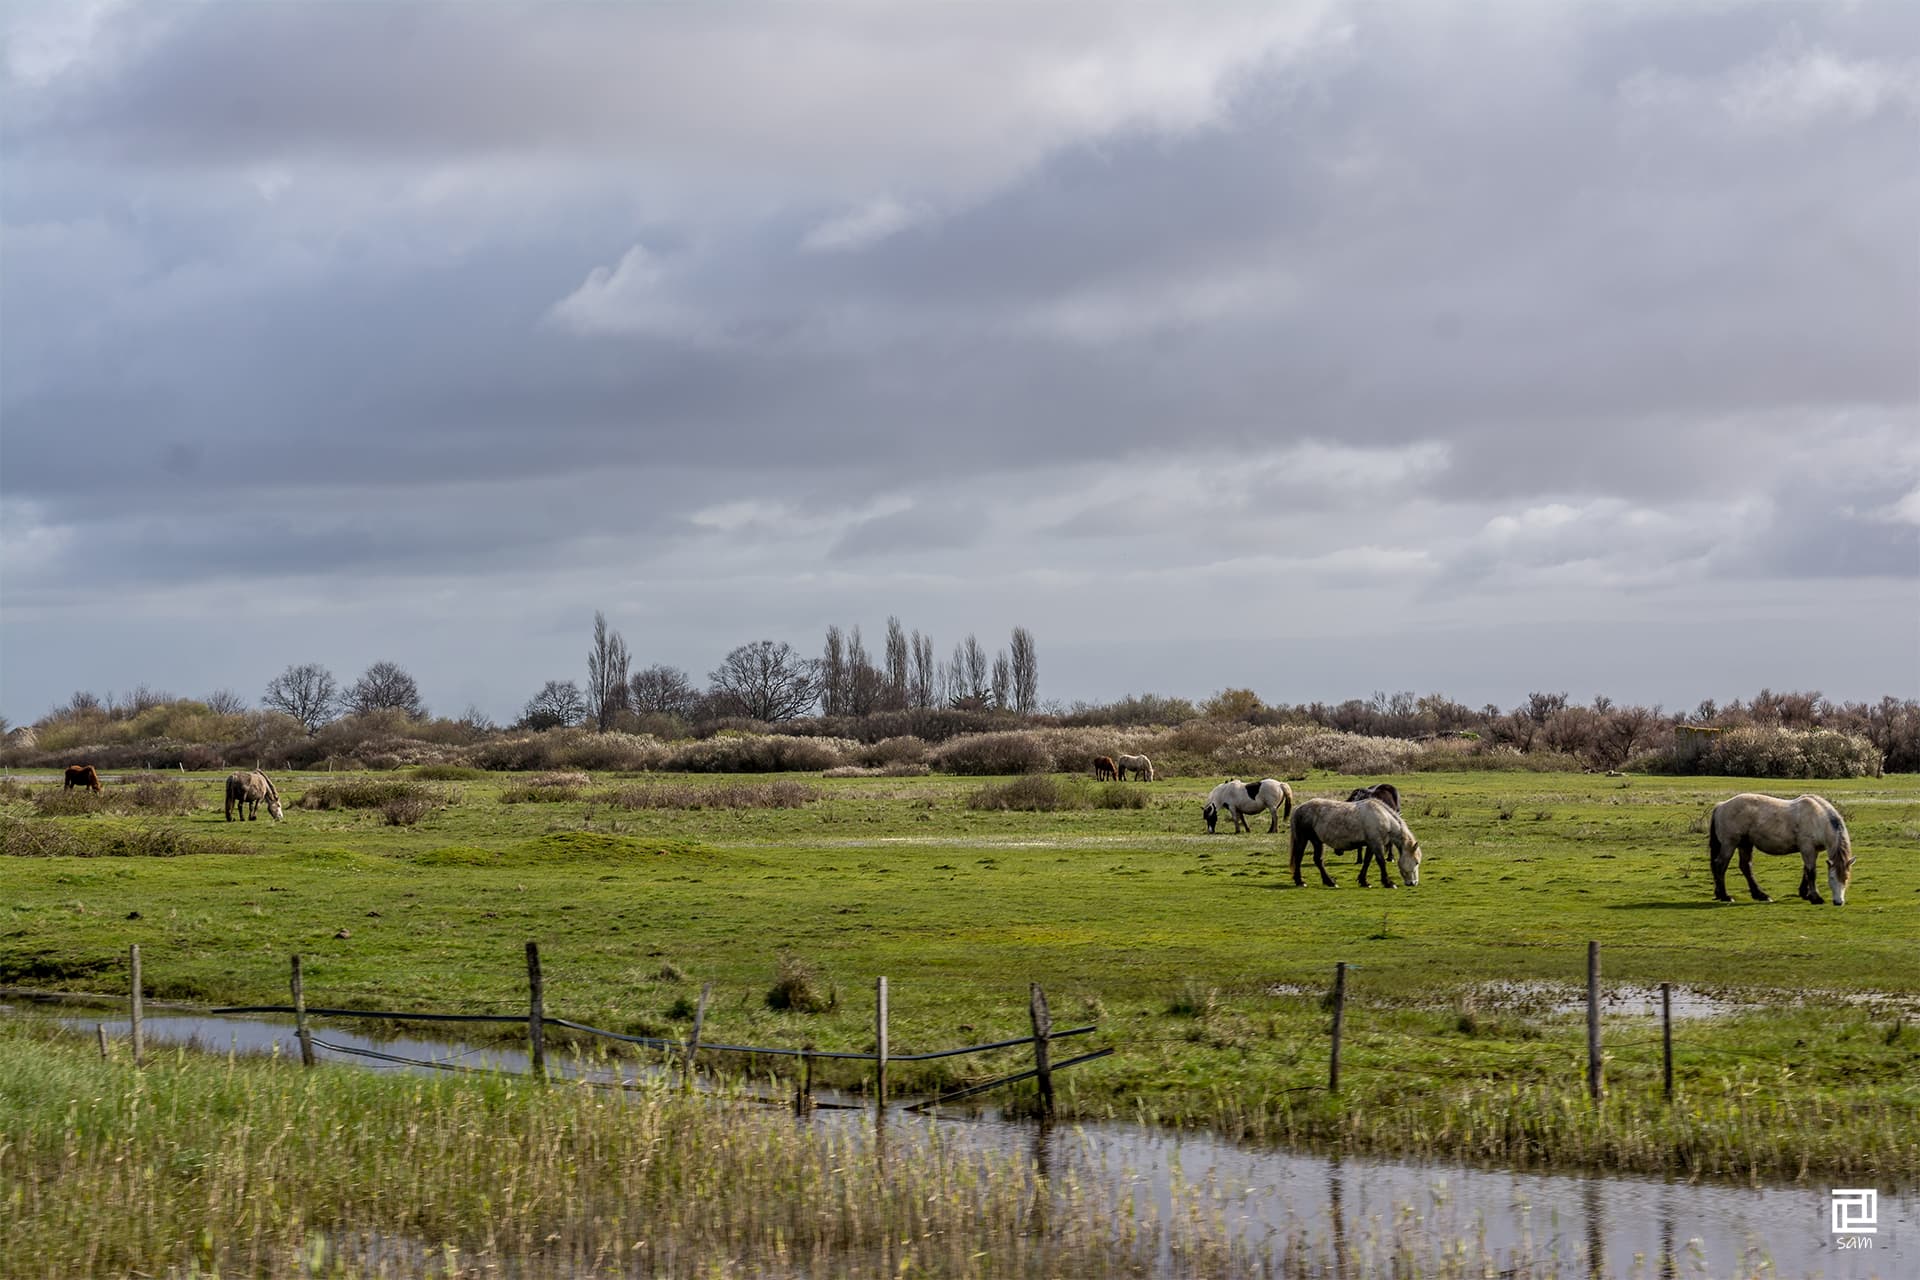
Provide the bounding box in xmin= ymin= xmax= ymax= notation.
xmin=4 ymin=767 xmax=1918 ymax=1184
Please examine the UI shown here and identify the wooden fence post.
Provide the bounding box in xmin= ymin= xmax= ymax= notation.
xmin=526 ymin=940 xmax=546 ymax=1082
xmin=97 ymin=1023 xmax=109 ymax=1060
xmin=875 ymin=976 xmax=889 ymax=1110
xmin=682 ymin=981 xmax=712 ymax=1093
xmin=1329 ymin=962 xmax=1348 ymax=1095
xmin=1029 ymin=982 xmax=1054 ymax=1117
xmin=1587 ymin=941 xmax=1602 ymax=1102
xmin=291 ymin=954 xmax=315 ymax=1068
xmin=796 ymin=1044 xmax=814 ymax=1115
xmin=129 ymin=944 xmax=144 ymax=1069
xmin=1661 ymin=980 xmax=1673 ymax=1102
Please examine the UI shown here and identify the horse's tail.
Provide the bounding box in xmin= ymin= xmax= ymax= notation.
xmin=1280 ymin=785 xmax=1293 ymax=820
xmin=1288 ymin=810 xmax=1309 ymax=861
xmin=1707 ymin=804 xmax=1723 ymax=865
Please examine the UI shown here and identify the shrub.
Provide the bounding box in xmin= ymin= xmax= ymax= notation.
xmin=663 ymin=734 xmax=859 ymax=773
xmin=411 ymin=765 xmax=486 ymax=781
xmin=967 ymin=776 xmax=1064 ymax=811
xmin=382 ymin=796 xmax=437 ymax=826
xmin=928 ymin=731 xmax=1051 ymax=775
xmin=119 ymin=775 xmax=199 ymax=815
xmin=299 ymin=779 xmax=455 ymax=810
xmin=31 ymin=789 xmax=111 ymax=818
xmin=1 ymin=817 xmax=257 ymax=858
xmin=859 ymin=735 xmax=929 ymax=767
xmin=1090 ymin=783 xmax=1147 ymax=810
xmin=765 ymin=951 xmax=830 ymax=1013
xmin=499 ymin=772 xmax=592 ymax=803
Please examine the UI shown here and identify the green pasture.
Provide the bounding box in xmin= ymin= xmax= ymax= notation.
xmin=4 ymin=768 xmax=1918 ymax=1181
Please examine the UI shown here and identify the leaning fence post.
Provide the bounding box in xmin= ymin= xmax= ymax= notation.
xmin=796 ymin=1044 xmax=815 ymax=1114
xmin=129 ymin=944 xmax=144 ymax=1068
xmin=1329 ymin=961 xmax=1348 ymax=1095
xmin=875 ymin=976 xmax=889 ymax=1110
xmin=97 ymin=1023 xmax=109 ymax=1060
xmin=526 ymin=940 xmax=547 ymax=1082
xmin=1587 ymin=941 xmax=1602 ymax=1102
xmin=1029 ymin=982 xmax=1054 ymax=1116
xmin=291 ymin=954 xmax=315 ymax=1068
xmin=1661 ymin=980 xmax=1674 ymax=1102
xmin=682 ymin=981 xmax=712 ymax=1093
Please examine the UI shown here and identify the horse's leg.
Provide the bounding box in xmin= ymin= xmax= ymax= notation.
xmin=1799 ymin=843 xmax=1823 ymax=904
xmin=1290 ymin=837 xmax=1307 ymax=887
xmin=1710 ymin=832 xmax=1735 ymax=902
xmin=1356 ymin=844 xmax=1370 ymax=887
xmin=1737 ymin=840 xmax=1770 ymax=902
xmin=1267 ymin=803 xmax=1281 ymax=834
xmin=1314 ymin=842 xmax=1336 ymax=887
xmin=1373 ymin=837 xmax=1396 ymax=888
xmin=1233 ymin=808 xmax=1251 ymax=834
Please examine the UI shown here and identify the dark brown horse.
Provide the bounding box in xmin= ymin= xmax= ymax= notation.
xmin=1092 ymin=756 xmax=1118 ymax=782
xmin=1346 ymin=783 xmax=1401 ymax=812
xmin=63 ymin=763 xmax=102 ymax=793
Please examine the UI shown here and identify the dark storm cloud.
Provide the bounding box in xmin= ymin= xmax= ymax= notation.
xmin=2 ymin=2 xmax=1916 ymax=722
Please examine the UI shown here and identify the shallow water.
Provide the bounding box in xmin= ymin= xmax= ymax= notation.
xmin=17 ymin=1002 xmax=1916 ymax=1279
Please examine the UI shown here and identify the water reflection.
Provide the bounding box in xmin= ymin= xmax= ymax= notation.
xmin=20 ymin=1004 xmax=1917 ymax=1279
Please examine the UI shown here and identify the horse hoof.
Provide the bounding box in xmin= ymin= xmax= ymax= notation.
xmin=1751 ymin=893 xmax=1770 ymax=902
xmin=1713 ymin=893 xmax=1733 ymax=903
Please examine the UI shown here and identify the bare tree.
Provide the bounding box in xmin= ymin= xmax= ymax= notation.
xmin=884 ymin=616 xmax=910 ymax=711
xmin=522 ymin=680 xmax=588 ymax=731
xmin=586 ymin=611 xmax=632 ymax=732
xmin=820 ymin=626 xmax=847 ymax=716
xmin=910 ymin=630 xmax=937 ymax=709
xmin=345 ymin=660 xmax=427 ymax=718
xmin=1008 ymin=626 xmax=1038 ymax=714
xmin=846 ymin=625 xmax=882 ymax=715
xmin=991 ymin=650 xmax=1012 ymax=710
xmin=629 ymin=664 xmax=700 ymax=717
xmin=264 ymin=663 xmax=339 ymax=733
xmin=203 ymin=689 xmax=249 ymax=716
xmin=708 ymin=640 xmax=819 ymax=721
xmin=947 ymin=634 xmax=991 ymax=708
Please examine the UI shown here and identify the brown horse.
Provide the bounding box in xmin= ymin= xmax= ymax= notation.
xmin=1092 ymin=756 xmax=1118 ymax=781
xmin=63 ymin=763 xmax=103 ymax=793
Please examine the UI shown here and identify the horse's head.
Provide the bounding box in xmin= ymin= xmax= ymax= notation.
xmin=1398 ymin=837 xmax=1422 ymax=887
xmin=267 ymin=794 xmax=285 ymax=822
xmin=1202 ymin=802 xmax=1219 ymax=834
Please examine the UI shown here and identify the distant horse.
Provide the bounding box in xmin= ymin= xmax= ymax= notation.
xmin=1346 ymin=782 xmax=1401 ymax=812
xmin=1116 ymin=754 xmax=1154 ymax=781
xmin=1203 ymin=778 xmax=1293 ymax=834
xmin=63 ymin=763 xmax=103 ymax=793
xmin=1290 ymin=797 xmax=1422 ymax=889
xmin=225 ymin=770 xmax=284 ymax=822
xmin=1708 ymin=792 xmax=1852 ymax=906
xmin=1093 ymin=756 xmax=1118 ymax=782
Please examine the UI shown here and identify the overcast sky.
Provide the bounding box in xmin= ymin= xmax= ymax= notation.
xmin=3 ymin=1 xmax=1916 ymax=727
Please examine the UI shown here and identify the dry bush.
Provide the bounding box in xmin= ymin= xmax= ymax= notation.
xmin=299 ymin=779 xmax=455 ymax=810
xmin=663 ymin=734 xmax=859 ymax=773
xmin=0 ymin=778 xmax=28 ymax=803
xmin=765 ymin=951 xmax=831 ymax=1013
xmin=411 ymin=764 xmax=486 ymax=781
xmin=30 ymin=789 xmax=110 ymax=818
xmin=859 ymin=735 xmax=929 ymax=767
xmin=1653 ymin=726 xmax=1884 ymax=779
xmin=928 ymin=731 xmax=1052 ymax=775
xmin=600 ymin=781 xmax=817 ymax=810
xmin=499 ymin=772 xmax=592 ymax=803
xmin=382 ymin=795 xmax=437 ymax=826
xmin=967 ymin=775 xmax=1065 ymax=810
xmin=545 ymin=731 xmax=672 ymax=772
xmin=118 ymin=774 xmax=199 ymax=815
xmin=821 ymin=765 xmax=883 ymax=778
xmin=1089 ymin=783 xmax=1147 ymax=810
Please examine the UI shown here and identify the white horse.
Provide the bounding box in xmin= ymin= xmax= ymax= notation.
xmin=1116 ymin=753 xmax=1154 ymax=781
xmin=225 ymin=769 xmax=284 ymax=822
xmin=1708 ymin=793 xmax=1852 ymax=906
xmin=1203 ymin=778 xmax=1293 ymax=833
xmin=1289 ymin=797 xmax=1422 ymax=888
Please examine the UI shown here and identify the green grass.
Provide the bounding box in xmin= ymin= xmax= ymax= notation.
xmin=4 ymin=768 xmax=1918 ymax=1182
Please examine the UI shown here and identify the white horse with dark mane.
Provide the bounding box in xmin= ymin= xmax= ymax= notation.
xmin=225 ymin=769 xmax=283 ymax=822
xmin=1116 ymin=754 xmax=1155 ymax=781
xmin=1709 ymin=793 xmax=1852 ymax=905
xmin=1289 ymin=797 xmax=1422 ymax=888
xmin=1203 ymin=778 xmax=1293 ymax=833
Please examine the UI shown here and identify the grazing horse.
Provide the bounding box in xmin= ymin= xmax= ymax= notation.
xmin=1346 ymin=782 xmax=1401 ymax=812
xmin=63 ymin=763 xmax=103 ymax=793
xmin=1116 ymin=754 xmax=1154 ymax=781
xmin=1290 ymin=797 xmax=1422 ymax=888
xmin=1709 ymin=793 xmax=1852 ymax=906
xmin=1092 ymin=756 xmax=1118 ymax=782
xmin=1203 ymin=778 xmax=1293 ymax=833
xmin=225 ymin=770 xmax=284 ymax=822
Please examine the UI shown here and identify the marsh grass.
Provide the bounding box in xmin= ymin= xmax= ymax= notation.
xmin=600 ymin=780 xmax=818 ymax=809
xmin=497 ymin=771 xmax=591 ymax=803
xmin=2 ymin=816 xmax=255 ymax=858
